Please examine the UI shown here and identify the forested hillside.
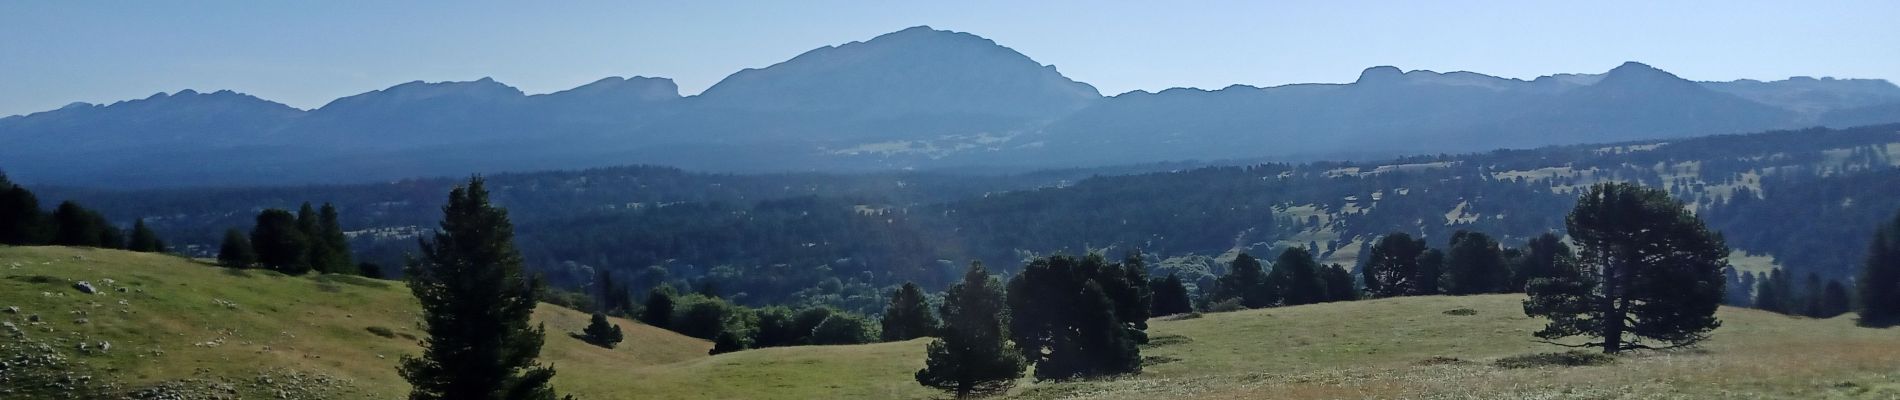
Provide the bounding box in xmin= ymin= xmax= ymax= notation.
xmin=27 ymin=123 xmax=1900 ymax=312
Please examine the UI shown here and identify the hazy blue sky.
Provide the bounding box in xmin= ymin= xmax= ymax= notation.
xmin=3 ymin=1 xmax=1896 ymax=116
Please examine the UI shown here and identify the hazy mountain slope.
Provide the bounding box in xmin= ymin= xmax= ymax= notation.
xmin=5 ymin=27 xmax=1900 ymax=187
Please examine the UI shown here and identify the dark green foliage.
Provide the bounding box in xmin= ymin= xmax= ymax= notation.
xmin=671 ymin=296 xmax=747 ymax=341
xmin=1362 ymin=232 xmax=1427 ymax=297
xmin=1105 ymin=253 xmax=1153 ymax=330
xmin=1267 ymin=247 xmax=1327 ymax=306
xmin=1820 ymin=280 xmax=1852 ymax=319
xmin=917 ymin=263 xmax=1026 ymax=397
xmin=593 ymin=270 xmax=632 ymax=316
xmin=1524 ymin=183 xmax=1727 ymax=353
xmin=250 ymin=209 xmax=311 ymax=274
xmin=880 ymin=282 xmax=939 ymax=341
xmin=810 ymin=313 xmax=878 ymax=345
xmin=0 ymin=173 xmax=47 ymax=245
xmin=359 ymin=262 xmax=387 ymax=279
xmin=217 ymin=228 xmax=257 ymax=268
xmin=398 ymin=177 xmax=559 ymax=400
xmin=1007 ymin=255 xmax=1143 ymax=380
xmin=709 ymin=330 xmax=749 ymax=355
xmin=750 ymin=306 xmax=801 ymax=347
xmin=1321 ymin=264 xmax=1358 ymax=302
xmin=310 ymin=203 xmax=355 ymax=274
xmin=1212 ymin=253 xmax=1276 ymax=308
xmin=1444 ymin=230 xmax=1509 ymax=294
xmin=1860 ymin=211 xmax=1900 ymax=326
xmin=1416 ymin=249 xmax=1446 ymax=295
xmin=577 ymin=312 xmax=624 ymax=349
xmin=1755 ymin=269 xmax=1797 ymax=314
xmin=1511 ymin=233 xmax=1576 ymax=291
xmin=641 ymin=287 xmax=676 ymax=328
xmin=791 ymin=306 xmax=836 ymax=342
xmin=51 ymin=201 xmax=120 ymax=248
xmin=1148 ymin=273 xmax=1194 ymax=316
xmin=127 ymin=218 xmax=164 ymax=253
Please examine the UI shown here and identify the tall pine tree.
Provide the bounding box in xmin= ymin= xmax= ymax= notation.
xmin=1524 ymin=183 xmax=1727 ymax=353
xmin=916 ymin=263 xmax=1026 ymax=397
xmin=250 ymin=209 xmax=311 ymax=274
xmin=1212 ymin=253 xmax=1275 ymax=308
xmin=1268 ymin=247 xmax=1327 ymax=306
xmin=1148 ymin=273 xmax=1195 ymax=316
xmin=0 ymin=173 xmax=46 ymax=245
xmin=127 ymin=218 xmax=164 ymax=253
xmin=881 ymin=282 xmax=940 ymax=341
xmin=1007 ymin=255 xmax=1142 ymax=380
xmin=1860 ymin=210 xmax=1900 ymax=326
xmin=399 ymin=177 xmax=560 ymax=400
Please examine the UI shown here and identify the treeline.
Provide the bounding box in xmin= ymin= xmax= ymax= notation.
xmin=0 ymin=173 xmax=167 ymax=252
xmin=215 ymin=202 xmax=368 ymax=277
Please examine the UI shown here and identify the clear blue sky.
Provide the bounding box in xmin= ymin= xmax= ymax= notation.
xmin=2 ymin=1 xmax=1896 ymax=116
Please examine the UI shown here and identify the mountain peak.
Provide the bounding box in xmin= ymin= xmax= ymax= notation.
xmin=1355 ymin=66 xmax=1405 ymax=84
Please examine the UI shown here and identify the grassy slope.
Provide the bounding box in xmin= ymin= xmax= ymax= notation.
xmin=5 ymin=245 xmax=1899 ymax=399
xmin=0 ymin=246 xmax=709 ymax=398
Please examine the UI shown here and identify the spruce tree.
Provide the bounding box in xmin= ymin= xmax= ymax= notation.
xmin=250 ymin=209 xmax=311 ymax=274
xmin=0 ymin=173 xmax=46 ymax=245
xmin=127 ymin=218 xmax=163 ymax=253
xmin=641 ymin=287 xmax=676 ymax=329
xmin=1821 ymin=280 xmax=1852 ymax=319
xmin=1860 ymin=211 xmax=1900 ymax=326
xmin=217 ymin=228 xmax=257 ymax=268
xmin=1362 ymin=232 xmax=1426 ymax=297
xmin=1524 ymin=183 xmax=1727 ymax=353
xmin=1416 ymin=249 xmax=1446 ymax=295
xmin=1755 ymin=269 xmax=1788 ymax=313
xmin=1321 ymin=264 xmax=1358 ymax=302
xmin=399 ymin=177 xmax=559 ymax=400
xmin=312 ymin=203 xmax=354 ymax=274
xmin=578 ymin=312 xmax=624 ymax=349
xmin=880 ymin=282 xmax=939 ymax=341
xmin=1444 ymin=230 xmax=1509 ymax=294
xmin=51 ymin=201 xmax=102 ymax=247
xmin=1108 ymin=253 xmax=1154 ymax=330
xmin=1268 ymin=247 xmax=1327 ymax=306
xmin=917 ymin=263 xmax=1026 ymax=397
xmin=1148 ymin=273 xmax=1195 ymax=316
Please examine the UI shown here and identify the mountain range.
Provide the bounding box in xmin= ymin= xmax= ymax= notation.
xmin=5 ymin=25 xmax=1900 ymax=187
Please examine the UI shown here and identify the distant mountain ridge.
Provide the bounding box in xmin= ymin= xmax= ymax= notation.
xmin=4 ymin=25 xmax=1900 ymax=187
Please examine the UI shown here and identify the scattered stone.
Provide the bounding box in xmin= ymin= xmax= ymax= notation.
xmin=116 ymin=287 xmax=130 ymax=293
xmin=5 ymin=305 xmax=18 ymax=314
xmin=28 ymin=314 xmax=41 ymax=322
xmin=73 ymin=281 xmax=98 ymax=294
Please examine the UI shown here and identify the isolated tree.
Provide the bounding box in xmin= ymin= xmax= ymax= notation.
xmin=1008 ymin=255 xmax=1142 ymax=380
xmin=250 ymin=209 xmax=311 ymax=274
xmin=917 ymin=263 xmax=1026 ymax=397
xmin=1416 ymin=249 xmax=1446 ymax=295
xmin=0 ymin=174 xmax=46 ymax=245
xmin=1212 ymin=253 xmax=1275 ymax=308
xmin=578 ymin=312 xmax=624 ymax=349
xmin=641 ymin=287 xmax=676 ymax=328
xmin=399 ymin=177 xmax=560 ymax=400
xmin=1149 ymin=273 xmax=1195 ymax=316
xmin=217 ymin=228 xmax=257 ymax=268
xmin=1321 ymin=264 xmax=1358 ymax=302
xmin=1268 ymin=247 xmax=1327 ymax=306
xmin=1512 ymin=233 xmax=1575 ymax=290
xmin=1444 ymin=230 xmax=1509 ymax=294
xmin=1861 ymin=211 xmax=1900 ymax=326
xmin=1524 ymin=183 xmax=1727 ymax=353
xmin=126 ymin=218 xmax=164 ymax=253
xmin=1362 ymin=232 xmax=1427 ymax=297
xmin=880 ymin=282 xmax=939 ymax=341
